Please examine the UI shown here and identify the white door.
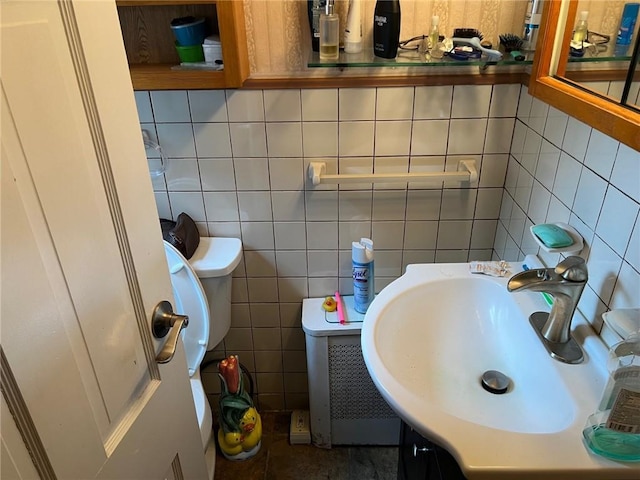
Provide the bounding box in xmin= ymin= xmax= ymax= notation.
xmin=1 ymin=1 xmax=208 ymax=478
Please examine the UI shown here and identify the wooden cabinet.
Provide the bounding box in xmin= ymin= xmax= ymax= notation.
xmin=116 ymin=0 xmax=248 ymax=90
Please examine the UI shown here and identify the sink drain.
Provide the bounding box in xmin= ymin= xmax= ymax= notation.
xmin=481 ymin=370 xmax=511 ymax=394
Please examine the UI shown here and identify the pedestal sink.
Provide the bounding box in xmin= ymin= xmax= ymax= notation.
xmin=361 ymin=260 xmax=640 ymax=480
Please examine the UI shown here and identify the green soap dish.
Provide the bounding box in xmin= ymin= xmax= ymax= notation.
xmin=530 ymin=222 xmax=583 ymax=254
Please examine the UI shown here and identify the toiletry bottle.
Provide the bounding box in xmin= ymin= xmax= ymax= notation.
xmin=320 ymin=0 xmax=339 ymax=60
xmin=373 ymin=0 xmax=401 ymax=59
xmin=583 ymin=330 xmax=640 ymax=461
xmin=572 ymin=11 xmax=589 ymax=44
xmin=352 ymin=238 xmax=374 ymax=314
xmin=428 ymin=15 xmax=439 ymax=51
xmin=308 ymin=0 xmax=326 ymax=52
xmin=522 ymin=0 xmax=542 ymax=51
xmin=344 ymin=0 xmax=363 ymax=54
xmin=615 ymin=3 xmax=640 ymax=56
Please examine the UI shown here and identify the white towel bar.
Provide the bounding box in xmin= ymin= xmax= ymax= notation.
xmin=308 ymin=160 xmax=478 ymax=186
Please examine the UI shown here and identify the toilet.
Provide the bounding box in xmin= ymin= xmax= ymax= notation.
xmin=163 ymin=236 xmax=242 ymax=478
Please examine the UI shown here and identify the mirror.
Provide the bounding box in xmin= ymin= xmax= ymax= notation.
xmin=530 ymin=0 xmax=640 ymax=150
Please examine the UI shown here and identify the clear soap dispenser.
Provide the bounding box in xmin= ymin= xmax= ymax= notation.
xmin=319 ymin=0 xmax=339 ymax=60
xmin=582 ymin=329 xmax=640 ymax=461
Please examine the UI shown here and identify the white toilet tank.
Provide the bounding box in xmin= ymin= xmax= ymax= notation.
xmin=188 ymin=237 xmax=242 ymax=350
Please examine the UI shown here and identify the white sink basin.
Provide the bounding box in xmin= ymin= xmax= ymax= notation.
xmin=361 ymin=261 xmax=640 ymax=480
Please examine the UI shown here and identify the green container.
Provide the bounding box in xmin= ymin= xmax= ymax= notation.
xmin=175 ymin=43 xmax=204 ymax=63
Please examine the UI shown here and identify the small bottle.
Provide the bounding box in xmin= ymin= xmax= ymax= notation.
xmin=428 ymin=15 xmax=439 ymax=51
xmin=344 ymin=0 xmax=363 ymax=54
xmin=572 ymin=11 xmax=589 ymax=44
xmin=522 ymin=0 xmax=542 ymax=51
xmin=307 ymin=0 xmax=326 ymax=52
xmin=319 ymin=0 xmax=339 ymax=60
xmin=352 ymin=238 xmax=374 ymax=314
xmin=615 ymin=3 xmax=640 ymax=56
xmin=583 ymin=330 xmax=640 ymax=461
xmin=373 ymin=0 xmax=401 ymax=59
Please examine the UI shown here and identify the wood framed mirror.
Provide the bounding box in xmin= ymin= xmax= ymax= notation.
xmin=530 ymin=0 xmax=640 ymax=150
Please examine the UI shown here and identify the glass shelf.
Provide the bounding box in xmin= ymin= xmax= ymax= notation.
xmin=567 ymin=42 xmax=633 ymax=64
xmin=308 ymin=48 xmax=534 ymax=69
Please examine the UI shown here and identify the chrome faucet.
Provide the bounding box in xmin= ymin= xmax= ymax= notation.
xmin=507 ymin=256 xmax=588 ymax=364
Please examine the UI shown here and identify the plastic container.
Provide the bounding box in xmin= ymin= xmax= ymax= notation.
xmin=203 ymin=36 xmax=223 ymax=65
xmin=616 ymin=3 xmax=640 ymax=55
xmin=170 ymin=16 xmax=206 ymax=46
xmin=582 ymin=328 xmax=640 ymax=462
xmin=373 ymin=0 xmax=401 ymax=59
xmin=175 ymin=43 xmax=205 ymax=63
xmin=352 ymin=238 xmax=374 ymax=314
xmin=344 ymin=0 xmax=363 ymax=54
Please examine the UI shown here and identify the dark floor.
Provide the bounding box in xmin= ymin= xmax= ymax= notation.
xmin=214 ymin=412 xmax=398 ymax=480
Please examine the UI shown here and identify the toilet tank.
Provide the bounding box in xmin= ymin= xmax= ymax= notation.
xmin=188 ymin=237 xmax=242 ymax=350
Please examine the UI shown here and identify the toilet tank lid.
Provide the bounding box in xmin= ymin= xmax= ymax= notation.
xmin=188 ymin=237 xmax=242 ymax=278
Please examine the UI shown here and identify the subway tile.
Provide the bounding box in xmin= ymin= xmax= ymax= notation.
xmin=307 ymin=250 xmax=338 ymax=277
xmin=188 ymin=90 xmax=228 ymax=122
xmin=596 ymin=186 xmax=639 ymax=258
xmin=275 ymin=250 xmax=308 ymax=277
xmin=552 ymin=152 xmax=581 ymax=208
xmin=543 ymin=107 xmax=568 ymax=149
xmin=372 ymin=221 xmax=405 ymax=249
xmin=281 ymin=327 xmax=306 ymax=350
xmin=572 ymin=166 xmax=607 ymax=230
xmin=338 ymin=191 xmax=372 ymax=221
xmin=403 ymin=221 xmax=438 ymax=250
xmin=517 ymin=84 xmax=533 ymax=121
xmin=410 ymin=120 xmax=449 ymax=155
xmin=375 ymin=250 xmax=403 ymax=277
xmin=470 ymin=219 xmax=498 ymax=249
xmin=134 ymin=91 xmax=153 ymax=123
xmin=203 ymin=192 xmax=239 ymax=222
xmin=535 ymin=140 xmax=560 ymax=191
xmin=305 ymin=190 xmax=338 ymax=221
xmin=264 ymin=89 xmax=301 ymax=122
xmin=231 ymin=304 xmax=251 ymax=328
xmin=156 ymin=123 xmax=196 ymax=157
xmin=150 ymin=90 xmax=190 ymax=122
xmin=255 ymin=372 xmax=284 ymax=393
xmin=408 ymin=156 xmax=446 ymax=190
xmin=437 ymin=220 xmax=472 ymax=249
xmin=510 ymin=120 xmax=527 ymax=162
xmin=413 ymin=85 xmax=452 ymax=119
xmin=266 ymin=122 xmax=303 ymax=157
xmin=447 ymin=119 xmax=487 ymax=155
xmin=376 ymin=87 xmax=414 ymax=120
xmin=271 ymin=191 xmax=305 ymax=221
xmin=302 ymin=122 xmax=338 ymax=157
xmin=154 ymin=191 xmax=171 ymax=218
xmin=405 ymin=189 xmax=442 ymax=220
xmin=373 ymin=156 xmax=409 ymax=190
xmin=247 ymin=278 xmax=279 ymax=303
xmin=282 ymin=351 xmax=308 ymax=372
xmin=229 ymin=123 xmax=267 ymax=157
xmin=562 ymin=117 xmax=592 ymax=162
xmin=269 ymin=157 xmax=305 ymax=191
xmin=402 ymin=249 xmax=435 ymax=267
xmin=440 ymin=189 xmax=477 ymax=220
xmin=451 ymin=85 xmax=491 ymax=118
xmin=611 ymin=143 xmax=640 ymax=202
xmin=479 ymin=154 xmax=508 ymax=187
xmin=586 ymin=236 xmax=622 ymax=305
xmin=278 ymin=276 xmax=309 ymax=302
xmin=372 ymin=190 xmax=407 ymax=220
xmin=435 ymin=250 xmax=470 ymax=262
xmin=521 ymin=128 xmax=542 ymax=175
xmin=224 ymin=328 xmax=254 ymax=351
xmin=339 ymin=87 xmax=376 ymax=120
xmin=193 ymin=123 xmax=232 ymax=157
xmin=167 ymin=192 xmax=205 ymax=221
xmin=244 ymin=250 xmax=277 ymax=277
xmin=374 ymin=121 xmax=412 ymax=156
xmin=231 ymin=277 xmax=249 ymax=303
xmin=610 ymin=261 xmax=640 ymax=309
xmin=528 ymin=97 xmax=549 ymax=135
xmin=240 ymin=222 xmax=275 ymax=250
xmin=301 ymin=88 xmax=338 ymax=121
xmin=527 ymin=181 xmax=551 ymax=226
xmin=207 ymin=221 xmax=241 ymax=238
xmin=225 ymin=89 xmax=264 ymax=122
xmin=279 ymin=303 xmax=303 ymax=328
xmin=484 ymin=118 xmax=515 ymax=154
xmin=584 ymin=129 xmax=618 ymax=180
xmin=233 ymin=157 xmax=270 ymax=190
xmin=199 ymin=158 xmax=236 ymax=191
xmin=489 ymin=84 xmax=520 ymax=117
xmin=274 ymin=222 xmax=307 ymax=249
xmin=337 ymin=157 xmax=373 ymax=190
xmin=253 ymin=351 xmax=284 ymax=372
xmin=475 ymin=188 xmax=503 ymax=219
xmin=306 ymin=221 xmax=338 ymax=250
xmin=237 ymin=191 xmax=273 ymax=221
xmin=283 ymin=372 xmax=309 ymax=393
xmin=309 ymin=277 xmax=339 ymax=297
xmin=250 ymin=304 xmax=281 ymax=328
xmin=165 ymin=158 xmax=201 ymax=191
xmin=338 ymin=221 xmax=371 ymax=249
xmin=626 ymin=214 xmax=640 ymax=272
xmin=339 ymin=121 xmax=375 ymax=156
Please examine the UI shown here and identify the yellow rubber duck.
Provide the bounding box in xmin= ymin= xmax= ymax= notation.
xmin=217 ymin=429 xmax=244 ymax=456
xmin=239 ymin=407 xmax=262 ymax=451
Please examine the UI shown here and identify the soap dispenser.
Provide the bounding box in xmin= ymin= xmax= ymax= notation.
xmin=319 ymin=0 xmax=339 ymax=60
xmin=582 ymin=326 xmax=640 ymax=461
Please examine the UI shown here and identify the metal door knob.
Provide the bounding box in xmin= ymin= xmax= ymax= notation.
xmin=152 ymin=301 xmax=188 ymax=364
xmin=413 ymin=444 xmax=433 ymax=457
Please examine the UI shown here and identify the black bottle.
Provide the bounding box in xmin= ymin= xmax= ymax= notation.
xmin=308 ymin=0 xmax=326 ymax=52
xmin=373 ymin=0 xmax=401 ymax=58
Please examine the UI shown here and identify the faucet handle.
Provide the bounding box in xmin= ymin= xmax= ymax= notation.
xmin=555 ymin=256 xmax=588 ymax=282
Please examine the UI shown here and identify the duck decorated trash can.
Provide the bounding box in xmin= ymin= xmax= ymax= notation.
xmin=217 ymin=355 xmax=262 ymax=460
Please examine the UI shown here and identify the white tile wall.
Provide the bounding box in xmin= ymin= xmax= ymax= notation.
xmin=138 ymin=84 xmax=638 ymax=412
xmin=495 ymin=85 xmax=640 ymax=345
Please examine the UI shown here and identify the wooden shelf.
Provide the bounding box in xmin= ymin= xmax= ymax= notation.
xmin=116 ymin=0 xmax=248 ymax=90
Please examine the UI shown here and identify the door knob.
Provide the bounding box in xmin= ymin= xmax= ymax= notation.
xmin=152 ymin=301 xmax=189 ymax=364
